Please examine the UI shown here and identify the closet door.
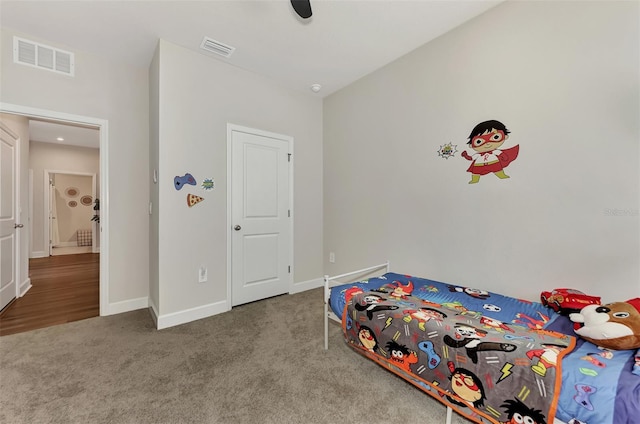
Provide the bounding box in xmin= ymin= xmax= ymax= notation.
xmin=229 ymin=125 xmax=292 ymax=306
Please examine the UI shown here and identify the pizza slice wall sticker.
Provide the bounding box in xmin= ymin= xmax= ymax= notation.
xmin=187 ymin=193 xmax=204 ymax=207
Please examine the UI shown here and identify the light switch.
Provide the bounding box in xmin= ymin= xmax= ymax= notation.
xmin=199 ymin=266 xmax=208 ymax=283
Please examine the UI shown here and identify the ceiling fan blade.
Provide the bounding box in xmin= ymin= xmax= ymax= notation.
xmin=291 ymin=0 xmax=312 ymax=19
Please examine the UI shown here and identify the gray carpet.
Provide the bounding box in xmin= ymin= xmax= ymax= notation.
xmin=0 ymin=288 xmax=472 ymax=424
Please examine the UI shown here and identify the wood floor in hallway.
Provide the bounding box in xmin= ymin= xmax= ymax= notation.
xmin=0 ymin=253 xmax=99 ymax=336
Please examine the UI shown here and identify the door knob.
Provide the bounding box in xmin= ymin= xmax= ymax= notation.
xmin=234 ymin=225 xmax=241 ymax=231
xmin=14 ymin=223 xmax=24 ymax=229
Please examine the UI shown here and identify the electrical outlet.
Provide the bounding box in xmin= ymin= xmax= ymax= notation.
xmin=198 ymin=266 xmax=208 ymax=283
xmin=329 ymin=252 xmax=335 ymax=263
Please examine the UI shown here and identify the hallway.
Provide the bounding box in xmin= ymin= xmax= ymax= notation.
xmin=0 ymin=253 xmax=99 ymax=336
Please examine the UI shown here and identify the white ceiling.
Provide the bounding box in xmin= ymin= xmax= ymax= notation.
xmin=1 ymin=0 xmax=503 ymax=96
xmin=1 ymin=0 xmax=503 ymax=145
xmin=29 ymin=120 xmax=100 ymax=149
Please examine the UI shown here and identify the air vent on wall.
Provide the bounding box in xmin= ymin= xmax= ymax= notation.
xmin=200 ymin=36 xmax=235 ymax=58
xmin=13 ymin=36 xmax=75 ymax=76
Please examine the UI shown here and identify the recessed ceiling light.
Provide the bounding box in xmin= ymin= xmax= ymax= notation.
xmin=310 ymin=84 xmax=322 ymax=93
xmin=56 ymin=137 xmax=64 ymax=141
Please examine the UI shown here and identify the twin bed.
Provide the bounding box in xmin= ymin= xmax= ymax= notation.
xmin=323 ymin=262 xmax=639 ymax=424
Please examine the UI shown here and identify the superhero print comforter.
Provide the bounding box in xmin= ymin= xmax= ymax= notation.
xmin=331 ymin=273 xmax=640 ymax=424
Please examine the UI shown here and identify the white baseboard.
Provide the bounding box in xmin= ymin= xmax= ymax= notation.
xmin=30 ymin=251 xmax=47 ymax=258
xmin=148 ymin=298 xmax=159 ymax=327
xmin=112 ymin=278 xmax=322 ymax=330
xmin=156 ymin=300 xmax=228 ymax=330
xmin=289 ymin=277 xmax=324 ymax=294
xmin=105 ymin=296 xmax=149 ymax=316
xmin=54 ymin=241 xmax=78 ymax=248
xmin=19 ymin=278 xmax=32 ymax=297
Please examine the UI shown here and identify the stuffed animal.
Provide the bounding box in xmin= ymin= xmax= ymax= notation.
xmin=569 ymin=298 xmax=640 ymax=350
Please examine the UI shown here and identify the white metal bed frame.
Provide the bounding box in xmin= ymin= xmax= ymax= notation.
xmin=323 ymin=261 xmax=390 ymax=350
xmin=322 ymin=261 xmax=455 ymax=424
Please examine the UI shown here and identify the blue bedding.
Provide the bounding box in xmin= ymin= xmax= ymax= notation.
xmin=330 ymin=272 xmax=562 ymax=328
xmin=330 ymin=272 xmax=640 ymax=424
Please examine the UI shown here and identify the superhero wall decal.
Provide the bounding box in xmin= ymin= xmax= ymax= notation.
xmin=461 ymin=120 xmax=520 ymax=184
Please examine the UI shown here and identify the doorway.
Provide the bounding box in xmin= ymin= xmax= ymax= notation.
xmin=0 ymin=118 xmax=101 ymax=335
xmin=227 ymin=124 xmax=293 ymax=307
xmin=0 ymin=103 xmax=109 ymax=326
xmin=44 ymin=171 xmax=98 ymax=257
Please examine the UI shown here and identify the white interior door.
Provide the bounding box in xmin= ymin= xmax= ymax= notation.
xmin=230 ymin=126 xmax=292 ymax=306
xmin=0 ymin=124 xmax=18 ymax=311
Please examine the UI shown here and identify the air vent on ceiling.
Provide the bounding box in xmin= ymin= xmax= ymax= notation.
xmin=200 ymin=36 xmax=235 ymax=58
xmin=13 ymin=36 xmax=75 ymax=76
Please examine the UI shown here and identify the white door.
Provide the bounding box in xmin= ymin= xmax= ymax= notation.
xmin=0 ymin=124 xmax=18 ymax=311
xmin=230 ymin=126 xmax=292 ymax=306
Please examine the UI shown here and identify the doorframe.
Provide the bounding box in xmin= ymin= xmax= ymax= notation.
xmin=44 ymin=170 xmax=98 ymax=255
xmin=0 ymin=102 xmax=110 ymax=316
xmin=226 ymin=123 xmax=294 ymax=311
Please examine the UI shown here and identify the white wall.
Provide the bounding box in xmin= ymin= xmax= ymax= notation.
xmin=151 ymin=40 xmax=323 ymax=324
xmin=323 ymin=1 xmax=639 ymax=303
xmin=1 ymin=28 xmax=149 ymax=309
xmin=28 ymin=141 xmax=99 ymax=255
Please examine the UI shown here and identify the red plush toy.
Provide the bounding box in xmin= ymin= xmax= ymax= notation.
xmin=570 ymin=298 xmax=640 ymax=351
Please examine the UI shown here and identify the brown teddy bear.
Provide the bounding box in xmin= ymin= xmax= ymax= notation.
xmin=569 ymin=298 xmax=640 ymax=350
